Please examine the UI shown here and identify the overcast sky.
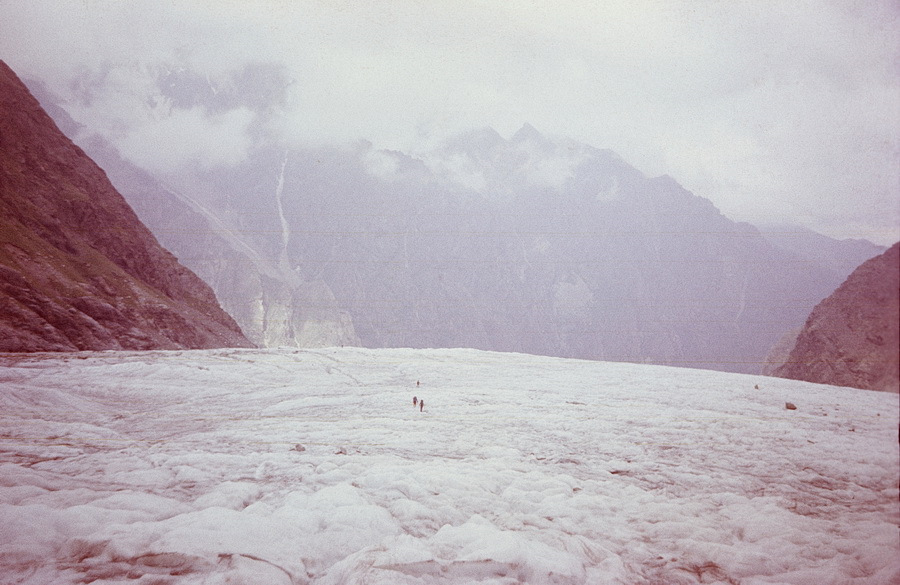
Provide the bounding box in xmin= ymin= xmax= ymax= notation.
xmin=1 ymin=0 xmax=898 ymax=245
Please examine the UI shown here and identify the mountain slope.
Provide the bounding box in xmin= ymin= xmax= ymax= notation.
xmin=25 ymin=66 xmax=881 ymax=371
xmin=0 ymin=60 xmax=251 ymax=351
xmin=23 ymin=75 xmax=359 ymax=349
xmin=80 ymin=133 xmax=360 ymax=349
xmin=165 ymin=133 xmax=847 ymax=373
xmin=774 ymin=242 xmax=900 ymax=392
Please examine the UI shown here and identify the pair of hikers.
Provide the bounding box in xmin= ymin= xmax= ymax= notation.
xmin=413 ymin=395 xmax=424 ymax=412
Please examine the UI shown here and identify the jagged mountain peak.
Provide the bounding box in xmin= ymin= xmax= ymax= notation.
xmin=510 ymin=122 xmax=551 ymax=147
xmin=438 ymin=126 xmax=507 ymax=159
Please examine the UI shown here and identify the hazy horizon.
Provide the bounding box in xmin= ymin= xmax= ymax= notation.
xmin=1 ymin=1 xmax=898 ymax=245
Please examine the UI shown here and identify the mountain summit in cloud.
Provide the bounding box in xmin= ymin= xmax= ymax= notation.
xmin=511 ymin=122 xmax=554 ymax=147
xmin=2 ymin=2 xmax=896 ymax=245
xmin=22 ymin=68 xmax=886 ymax=371
xmin=53 ymin=114 xmax=874 ymax=373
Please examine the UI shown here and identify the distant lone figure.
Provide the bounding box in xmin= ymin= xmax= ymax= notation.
xmin=413 ymin=396 xmax=418 ymax=407
xmin=417 ymin=380 xmax=420 ymax=387
xmin=420 ymin=399 xmax=424 ymax=412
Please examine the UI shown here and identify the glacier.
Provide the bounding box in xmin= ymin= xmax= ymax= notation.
xmin=0 ymin=347 xmax=897 ymax=584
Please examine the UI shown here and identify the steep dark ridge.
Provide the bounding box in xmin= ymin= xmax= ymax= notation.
xmin=774 ymin=242 xmax=900 ymax=392
xmin=23 ymin=77 xmax=358 ymax=349
xmin=0 ymin=61 xmax=251 ymax=351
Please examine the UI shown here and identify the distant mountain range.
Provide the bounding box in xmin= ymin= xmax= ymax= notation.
xmin=22 ymin=69 xmax=887 ymax=373
xmin=757 ymin=224 xmax=888 ymax=283
xmin=0 ymin=61 xmax=251 ymax=351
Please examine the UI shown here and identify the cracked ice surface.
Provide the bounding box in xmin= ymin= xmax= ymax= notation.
xmin=0 ymin=347 xmax=897 ymax=584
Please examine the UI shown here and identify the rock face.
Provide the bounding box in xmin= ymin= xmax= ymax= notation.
xmin=774 ymin=242 xmax=900 ymax=392
xmin=24 ymin=75 xmax=358 ymax=350
xmin=0 ymin=61 xmax=252 ymax=351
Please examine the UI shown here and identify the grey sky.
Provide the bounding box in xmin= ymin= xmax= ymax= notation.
xmin=1 ymin=0 xmax=897 ymax=245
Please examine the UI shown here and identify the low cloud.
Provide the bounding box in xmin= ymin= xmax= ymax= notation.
xmin=117 ymin=105 xmax=256 ymax=174
xmin=0 ymin=0 xmax=896 ymax=243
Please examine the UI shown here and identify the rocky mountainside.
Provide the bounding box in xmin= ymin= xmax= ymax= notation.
xmin=23 ymin=78 xmax=359 ymax=350
xmin=76 ymin=134 xmax=359 ymax=349
xmin=758 ymin=230 xmax=884 ymax=376
xmin=0 ymin=61 xmax=251 ymax=351
xmin=774 ymin=242 xmax=900 ymax=392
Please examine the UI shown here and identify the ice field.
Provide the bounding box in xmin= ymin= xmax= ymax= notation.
xmin=0 ymin=347 xmax=897 ymax=584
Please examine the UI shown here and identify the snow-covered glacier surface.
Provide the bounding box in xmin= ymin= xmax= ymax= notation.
xmin=0 ymin=347 xmax=897 ymax=584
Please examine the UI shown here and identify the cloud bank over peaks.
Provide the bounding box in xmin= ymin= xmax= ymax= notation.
xmin=398 ymin=125 xmax=586 ymax=197
xmin=354 ymin=123 xmax=658 ymax=211
xmin=52 ymin=60 xmax=293 ymax=174
xmin=2 ymin=0 xmax=895 ymax=243
xmin=118 ymin=104 xmax=257 ymax=173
